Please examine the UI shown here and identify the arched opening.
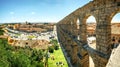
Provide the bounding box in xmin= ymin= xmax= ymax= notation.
xmin=77 ymin=18 xmax=80 ymax=29
xmin=76 ymin=18 xmax=80 ymax=40
xmin=111 ymin=13 xmax=120 ymax=50
xmin=70 ymin=21 xmax=73 ymax=34
xmin=86 ymin=16 xmax=96 ymax=49
xmin=86 ymin=15 xmax=96 ymax=67
xmin=70 ymin=21 xmax=77 ymax=39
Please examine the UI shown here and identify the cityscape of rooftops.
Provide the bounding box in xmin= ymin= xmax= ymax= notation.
xmin=0 ymin=0 xmax=120 ymax=67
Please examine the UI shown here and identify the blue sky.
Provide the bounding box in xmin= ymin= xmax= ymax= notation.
xmin=0 ymin=0 xmax=120 ymax=23
xmin=0 ymin=0 xmax=91 ymax=23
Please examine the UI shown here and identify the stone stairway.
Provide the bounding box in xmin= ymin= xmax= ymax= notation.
xmin=106 ymin=45 xmax=120 ymax=67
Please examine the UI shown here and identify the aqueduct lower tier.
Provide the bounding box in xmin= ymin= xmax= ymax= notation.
xmin=57 ymin=0 xmax=120 ymax=67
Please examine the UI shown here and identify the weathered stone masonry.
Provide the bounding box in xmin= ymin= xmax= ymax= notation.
xmin=57 ymin=0 xmax=120 ymax=67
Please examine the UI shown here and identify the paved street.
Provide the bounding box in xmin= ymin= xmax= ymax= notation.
xmin=5 ymin=27 xmax=57 ymax=41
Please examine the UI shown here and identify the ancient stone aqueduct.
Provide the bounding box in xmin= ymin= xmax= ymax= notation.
xmin=57 ymin=0 xmax=120 ymax=67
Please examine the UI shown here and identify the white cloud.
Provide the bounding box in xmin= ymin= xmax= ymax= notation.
xmin=31 ymin=12 xmax=35 ymax=15
xmin=10 ymin=12 xmax=14 ymax=14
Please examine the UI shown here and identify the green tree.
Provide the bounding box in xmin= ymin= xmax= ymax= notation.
xmin=0 ymin=59 xmax=10 ymax=67
xmin=0 ymin=29 xmax=4 ymax=35
xmin=0 ymin=38 xmax=46 ymax=67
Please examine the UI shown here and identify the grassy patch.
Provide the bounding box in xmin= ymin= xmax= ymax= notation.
xmin=48 ymin=48 xmax=68 ymax=67
xmin=15 ymin=33 xmax=21 ymax=36
xmin=27 ymin=35 xmax=35 ymax=39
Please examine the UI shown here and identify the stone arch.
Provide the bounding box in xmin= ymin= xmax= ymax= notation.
xmin=76 ymin=17 xmax=80 ymax=29
xmin=109 ymin=9 xmax=120 ymax=50
xmin=70 ymin=21 xmax=73 ymax=24
xmin=83 ymin=14 xmax=97 ymax=67
xmin=70 ymin=16 xmax=81 ymax=40
xmin=82 ymin=14 xmax=97 ymax=44
xmin=108 ymin=9 xmax=120 ymax=23
xmin=82 ymin=14 xmax=97 ymax=24
xmin=86 ymin=15 xmax=96 ymax=37
xmin=68 ymin=18 xmax=78 ymax=39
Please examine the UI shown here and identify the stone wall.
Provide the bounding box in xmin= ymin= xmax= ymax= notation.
xmin=57 ymin=0 xmax=120 ymax=67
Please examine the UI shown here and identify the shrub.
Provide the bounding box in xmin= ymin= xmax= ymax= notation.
xmin=50 ymin=39 xmax=59 ymax=50
xmin=48 ymin=46 xmax=54 ymax=53
xmin=54 ymin=45 xmax=59 ymax=50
